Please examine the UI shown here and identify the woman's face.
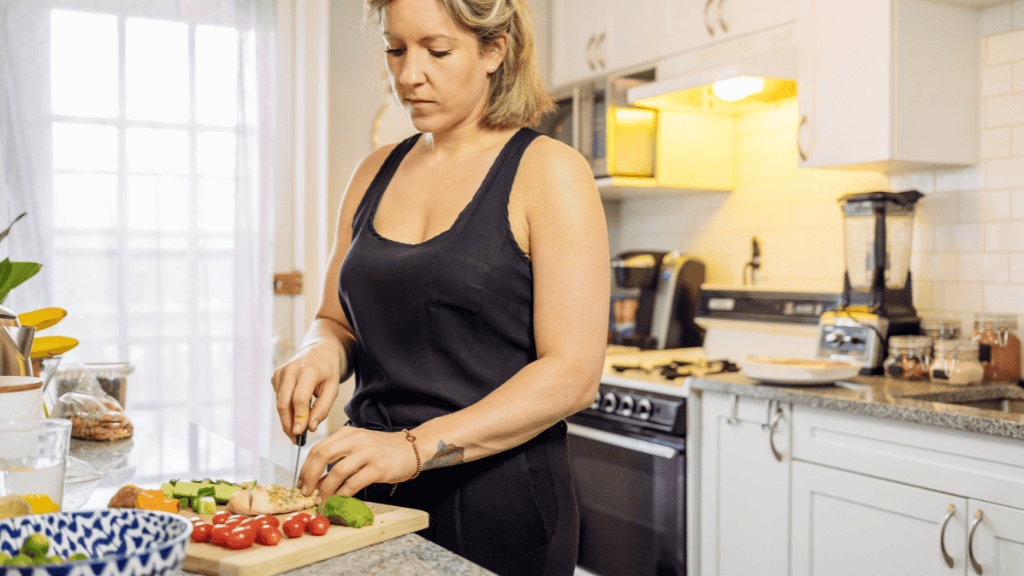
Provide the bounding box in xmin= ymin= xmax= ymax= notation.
xmin=382 ymin=0 xmax=503 ymax=135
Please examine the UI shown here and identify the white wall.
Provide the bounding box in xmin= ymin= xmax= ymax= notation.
xmin=612 ymin=1 xmax=1024 ymax=335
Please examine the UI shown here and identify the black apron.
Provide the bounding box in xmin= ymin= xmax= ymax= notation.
xmin=337 ymin=128 xmax=578 ymax=576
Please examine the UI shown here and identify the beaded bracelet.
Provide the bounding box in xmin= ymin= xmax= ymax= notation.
xmin=402 ymin=429 xmax=421 ymax=481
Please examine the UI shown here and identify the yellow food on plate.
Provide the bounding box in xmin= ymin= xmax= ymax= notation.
xmin=746 ymin=356 xmax=852 ymax=370
xmin=22 ymin=494 xmax=60 ymax=514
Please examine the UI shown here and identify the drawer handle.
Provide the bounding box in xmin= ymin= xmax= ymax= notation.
xmin=940 ymin=504 xmax=955 ymax=568
xmin=969 ymin=509 xmax=984 ymax=575
xmin=704 ymin=0 xmax=715 ymax=36
xmin=768 ymin=404 xmax=783 ymax=461
xmin=717 ymin=0 xmax=728 ymax=33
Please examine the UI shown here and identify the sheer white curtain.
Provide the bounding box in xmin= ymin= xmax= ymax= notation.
xmin=0 ymin=0 xmax=276 ymax=464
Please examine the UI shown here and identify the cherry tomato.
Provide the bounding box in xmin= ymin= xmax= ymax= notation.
xmin=256 ymin=525 xmax=282 ymax=546
xmin=212 ymin=511 xmax=231 ymax=525
xmin=210 ymin=525 xmax=231 ymax=546
xmin=227 ymin=530 xmax=256 ymax=550
xmin=237 ymin=518 xmax=259 ymax=530
xmin=306 ymin=516 xmax=329 ymax=536
xmin=191 ymin=522 xmax=212 ymax=543
xmin=187 ymin=516 xmax=202 ymax=525
xmin=287 ymin=512 xmax=311 ymax=524
xmin=282 ymin=518 xmax=305 ymax=539
xmin=254 ymin=515 xmax=279 ymax=529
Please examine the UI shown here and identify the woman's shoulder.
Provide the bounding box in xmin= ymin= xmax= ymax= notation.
xmin=340 ymin=140 xmax=407 ymax=212
xmin=518 ymin=133 xmax=596 ymax=199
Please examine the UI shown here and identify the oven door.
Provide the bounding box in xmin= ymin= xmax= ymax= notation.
xmin=567 ymin=419 xmax=685 ymax=576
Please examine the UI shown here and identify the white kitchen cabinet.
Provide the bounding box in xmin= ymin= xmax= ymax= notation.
xmin=550 ymin=0 xmax=607 ymax=87
xmin=550 ymin=0 xmax=669 ymax=88
xmin=696 ymin=392 xmax=790 ymax=576
xmin=967 ymin=501 xmax=1024 ymax=576
xmin=796 ymin=0 xmax=978 ymax=172
xmin=661 ymin=0 xmax=797 ymax=58
xmin=791 ymin=461 xmax=966 ymax=576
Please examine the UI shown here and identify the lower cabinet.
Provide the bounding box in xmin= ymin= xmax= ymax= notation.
xmin=692 ymin=391 xmax=1024 ymax=576
xmin=791 ymin=461 xmax=965 ymax=575
xmin=697 ymin=392 xmax=790 ymax=576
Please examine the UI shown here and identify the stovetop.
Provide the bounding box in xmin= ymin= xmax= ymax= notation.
xmin=600 ymin=347 xmax=737 ymax=396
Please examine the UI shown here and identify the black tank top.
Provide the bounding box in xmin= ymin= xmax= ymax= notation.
xmin=339 ymin=128 xmax=542 ymax=431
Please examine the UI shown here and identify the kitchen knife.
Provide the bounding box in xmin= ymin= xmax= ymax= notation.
xmin=291 ymin=430 xmax=307 ymax=503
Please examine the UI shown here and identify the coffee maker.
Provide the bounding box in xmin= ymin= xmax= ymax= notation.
xmin=817 ymin=190 xmax=923 ymax=374
xmin=610 ymin=250 xmax=705 ymax=350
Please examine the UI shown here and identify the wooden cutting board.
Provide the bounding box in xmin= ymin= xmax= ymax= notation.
xmin=180 ymin=502 xmax=429 ymax=576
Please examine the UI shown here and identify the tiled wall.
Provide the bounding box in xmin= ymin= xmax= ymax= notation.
xmin=610 ymin=1 xmax=1024 ymax=333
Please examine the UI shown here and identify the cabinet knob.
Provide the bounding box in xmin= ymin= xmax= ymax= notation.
xmin=704 ymin=0 xmax=716 ymax=36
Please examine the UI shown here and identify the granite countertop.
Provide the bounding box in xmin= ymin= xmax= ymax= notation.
xmin=63 ymin=419 xmax=496 ymax=576
xmin=688 ymin=373 xmax=1024 ymax=440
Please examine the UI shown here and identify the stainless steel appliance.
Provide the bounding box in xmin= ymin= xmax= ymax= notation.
xmin=538 ymin=70 xmax=657 ymax=179
xmin=817 ymin=190 xmax=923 ymax=374
xmin=573 ymin=288 xmax=831 ymax=576
xmin=609 ymin=251 xmax=705 ymax=350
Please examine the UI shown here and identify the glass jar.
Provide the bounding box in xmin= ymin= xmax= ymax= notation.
xmin=920 ymin=316 xmax=961 ymax=341
xmin=883 ymin=335 xmax=931 ymax=380
xmin=971 ymin=313 xmax=1021 ymax=382
xmin=929 ymin=339 xmax=984 ymax=386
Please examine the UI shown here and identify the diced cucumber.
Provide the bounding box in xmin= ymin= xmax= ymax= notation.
xmin=213 ymin=484 xmax=241 ymax=504
xmin=161 ymin=483 xmax=174 ymax=499
xmin=171 ymin=481 xmax=204 ymax=498
xmin=177 ymin=497 xmax=190 ymax=510
xmin=196 ymin=496 xmax=217 ymax=514
xmin=239 ymin=479 xmax=256 ymax=490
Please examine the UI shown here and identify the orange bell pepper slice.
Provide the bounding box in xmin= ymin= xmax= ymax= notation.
xmin=135 ymin=490 xmax=180 ymax=513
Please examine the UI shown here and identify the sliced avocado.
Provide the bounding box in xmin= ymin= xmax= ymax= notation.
xmin=317 ymin=495 xmax=374 ymax=528
xmin=171 ymin=481 xmax=204 ymax=498
xmin=161 ymin=482 xmax=175 ymax=499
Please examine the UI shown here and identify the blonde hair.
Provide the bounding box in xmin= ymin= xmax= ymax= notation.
xmin=366 ymin=0 xmax=554 ymax=129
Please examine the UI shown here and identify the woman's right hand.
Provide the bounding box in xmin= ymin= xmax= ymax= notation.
xmin=271 ymin=338 xmax=346 ymax=439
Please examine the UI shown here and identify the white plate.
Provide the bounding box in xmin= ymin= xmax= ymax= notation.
xmin=740 ymin=356 xmax=862 ymax=385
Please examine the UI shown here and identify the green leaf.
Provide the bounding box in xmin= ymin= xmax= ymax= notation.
xmin=0 ymin=212 xmax=27 ymax=246
xmin=0 ymin=259 xmax=11 ymax=287
xmin=0 ymin=261 xmax=42 ymax=303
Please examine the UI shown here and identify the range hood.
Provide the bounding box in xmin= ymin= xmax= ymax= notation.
xmin=627 ymin=30 xmax=798 ymax=113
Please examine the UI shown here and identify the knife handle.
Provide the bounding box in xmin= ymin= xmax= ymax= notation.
xmin=296 ymin=430 xmax=307 ymax=447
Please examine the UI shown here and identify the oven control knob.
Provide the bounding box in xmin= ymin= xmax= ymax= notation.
xmin=825 ymin=331 xmax=840 ymax=343
xmin=601 ymin=392 xmax=618 ymax=413
xmin=618 ymin=395 xmax=634 ymax=417
xmin=590 ymin=392 xmax=601 ymax=410
xmin=635 ymin=398 xmax=653 ymax=421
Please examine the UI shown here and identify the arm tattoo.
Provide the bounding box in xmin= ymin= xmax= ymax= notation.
xmin=421 ymin=440 xmax=465 ymax=470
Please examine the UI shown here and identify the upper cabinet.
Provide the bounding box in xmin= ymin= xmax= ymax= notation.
xmin=796 ymin=0 xmax=978 ymax=172
xmin=551 ymin=0 xmax=666 ymax=88
xmin=661 ymin=0 xmax=798 ymax=57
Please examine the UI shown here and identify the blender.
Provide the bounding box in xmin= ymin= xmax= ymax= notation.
xmin=817 ymin=190 xmax=923 ymax=374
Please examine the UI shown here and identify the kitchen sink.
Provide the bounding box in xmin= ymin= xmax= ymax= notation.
xmin=937 ymin=397 xmax=1024 ymax=414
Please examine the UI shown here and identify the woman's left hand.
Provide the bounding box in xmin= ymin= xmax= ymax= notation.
xmin=298 ymin=427 xmax=418 ymax=499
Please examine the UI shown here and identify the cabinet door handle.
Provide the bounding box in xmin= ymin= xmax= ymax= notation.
xmin=797 ymin=115 xmax=808 ymax=162
xmin=726 ymin=393 xmax=740 ymax=425
xmin=968 ymin=509 xmax=984 ymax=574
xmin=595 ymin=32 xmax=605 ymax=69
xmin=717 ymin=0 xmax=728 ymax=33
xmin=939 ymin=504 xmax=955 ymax=568
xmin=586 ymin=35 xmax=596 ymax=71
xmin=704 ymin=0 xmax=715 ymax=36
xmin=767 ymin=404 xmax=783 ymax=461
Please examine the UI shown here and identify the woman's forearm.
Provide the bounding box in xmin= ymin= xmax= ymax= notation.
xmin=409 ymin=354 xmax=601 ymax=469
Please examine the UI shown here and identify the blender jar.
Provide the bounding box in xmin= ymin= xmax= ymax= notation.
xmin=839 ymin=191 xmax=923 ymax=291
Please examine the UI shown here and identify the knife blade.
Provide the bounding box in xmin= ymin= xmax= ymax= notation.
xmin=291 ymin=430 xmax=307 ymax=503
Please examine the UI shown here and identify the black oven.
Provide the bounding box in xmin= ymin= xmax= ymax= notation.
xmin=567 ymin=384 xmax=686 ymax=576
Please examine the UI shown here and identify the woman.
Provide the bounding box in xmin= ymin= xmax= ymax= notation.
xmin=271 ymin=0 xmax=608 ymax=573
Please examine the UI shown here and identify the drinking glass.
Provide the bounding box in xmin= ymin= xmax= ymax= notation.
xmin=0 ymin=418 xmax=72 ymax=512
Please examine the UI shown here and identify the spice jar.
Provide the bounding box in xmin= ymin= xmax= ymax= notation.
xmin=929 ymin=339 xmax=984 ymax=386
xmin=883 ymin=335 xmax=931 ymax=380
xmin=921 ymin=316 xmax=961 ymax=341
xmin=971 ymin=313 xmax=1021 ymax=382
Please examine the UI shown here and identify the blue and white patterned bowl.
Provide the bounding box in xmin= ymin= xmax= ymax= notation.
xmin=0 ymin=509 xmax=192 ymax=576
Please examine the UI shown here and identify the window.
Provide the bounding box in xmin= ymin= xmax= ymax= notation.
xmin=40 ymin=3 xmax=270 ymax=476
